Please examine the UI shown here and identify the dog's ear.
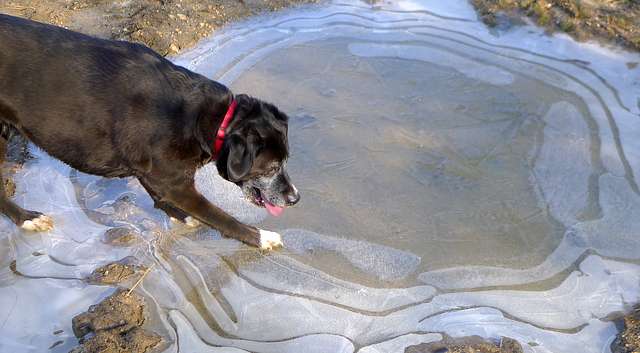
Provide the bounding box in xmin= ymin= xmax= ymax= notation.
xmin=226 ymin=134 xmax=254 ymax=182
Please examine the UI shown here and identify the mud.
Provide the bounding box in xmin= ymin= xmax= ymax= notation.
xmin=472 ymin=0 xmax=640 ymax=51
xmin=0 ymin=0 xmax=319 ymax=55
xmin=87 ymin=258 xmax=146 ymax=285
xmin=612 ymin=306 xmax=640 ymax=353
xmin=70 ymin=289 xmax=161 ymax=353
xmin=2 ymin=137 xmax=29 ymax=198
xmin=101 ymin=227 xmax=143 ymax=247
xmin=3 ymin=177 xmax=14 ymax=197
xmin=405 ymin=336 xmax=524 ymax=353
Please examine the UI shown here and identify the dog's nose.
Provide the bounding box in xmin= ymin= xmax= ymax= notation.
xmin=285 ymin=188 xmax=300 ymax=206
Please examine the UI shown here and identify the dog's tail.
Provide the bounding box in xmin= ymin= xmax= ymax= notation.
xmin=0 ymin=121 xmax=18 ymax=141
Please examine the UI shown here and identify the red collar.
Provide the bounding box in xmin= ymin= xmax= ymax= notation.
xmin=213 ymin=99 xmax=237 ymax=159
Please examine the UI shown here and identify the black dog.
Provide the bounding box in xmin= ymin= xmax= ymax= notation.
xmin=0 ymin=14 xmax=299 ymax=249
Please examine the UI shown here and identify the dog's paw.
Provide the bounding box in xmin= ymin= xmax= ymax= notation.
xmin=21 ymin=214 xmax=54 ymax=232
xmin=258 ymin=229 xmax=283 ymax=250
xmin=184 ymin=216 xmax=201 ymax=228
xmin=170 ymin=216 xmax=201 ymax=228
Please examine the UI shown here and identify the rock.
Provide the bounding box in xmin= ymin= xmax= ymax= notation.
xmin=70 ymin=289 xmax=161 ymax=353
xmin=72 ymin=289 xmax=145 ymax=337
xmin=69 ymin=327 xmax=161 ymax=353
xmin=406 ymin=336 xmax=524 ymax=353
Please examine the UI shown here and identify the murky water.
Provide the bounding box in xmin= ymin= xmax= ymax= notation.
xmin=240 ymin=38 xmax=572 ymax=275
xmin=2 ymin=1 xmax=640 ymax=352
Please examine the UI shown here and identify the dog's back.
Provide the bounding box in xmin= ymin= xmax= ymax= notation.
xmin=0 ymin=14 xmax=201 ymax=176
xmin=0 ymin=15 xmax=298 ymax=247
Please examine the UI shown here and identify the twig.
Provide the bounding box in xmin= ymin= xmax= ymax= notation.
xmin=127 ymin=264 xmax=155 ymax=296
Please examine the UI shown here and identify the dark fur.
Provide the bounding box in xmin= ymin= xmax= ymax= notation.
xmin=0 ymin=14 xmax=299 ymax=247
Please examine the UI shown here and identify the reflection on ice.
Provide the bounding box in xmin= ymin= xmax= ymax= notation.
xmin=2 ymin=0 xmax=640 ymax=352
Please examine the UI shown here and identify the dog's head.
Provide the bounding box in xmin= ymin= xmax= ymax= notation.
xmin=216 ymin=94 xmax=299 ymax=216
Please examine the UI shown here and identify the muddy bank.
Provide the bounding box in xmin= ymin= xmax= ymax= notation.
xmin=612 ymin=306 xmax=640 ymax=353
xmin=87 ymin=258 xmax=147 ymax=285
xmin=2 ymin=137 xmax=29 ymax=197
xmin=472 ymin=0 xmax=640 ymax=51
xmin=1 ymin=0 xmax=319 ymax=56
xmin=3 ymin=177 xmax=15 ymax=197
xmin=405 ymin=336 xmax=524 ymax=353
xmin=70 ymin=289 xmax=161 ymax=353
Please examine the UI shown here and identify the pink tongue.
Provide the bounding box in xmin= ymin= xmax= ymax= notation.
xmin=264 ymin=201 xmax=284 ymax=217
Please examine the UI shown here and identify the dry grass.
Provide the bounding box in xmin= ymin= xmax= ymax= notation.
xmin=472 ymin=0 xmax=640 ymax=51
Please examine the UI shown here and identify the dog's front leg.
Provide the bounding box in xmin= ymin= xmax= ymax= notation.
xmin=145 ymin=178 xmax=282 ymax=250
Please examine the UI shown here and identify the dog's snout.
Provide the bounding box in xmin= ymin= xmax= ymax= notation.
xmin=285 ymin=187 xmax=300 ymax=206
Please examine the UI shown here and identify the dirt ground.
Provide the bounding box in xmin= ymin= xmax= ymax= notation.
xmin=70 ymin=289 xmax=161 ymax=353
xmin=405 ymin=336 xmax=524 ymax=353
xmin=0 ymin=0 xmax=319 ymax=56
xmin=87 ymin=258 xmax=146 ymax=285
xmin=2 ymin=138 xmax=29 ymax=197
xmin=612 ymin=306 xmax=640 ymax=353
xmin=471 ymin=0 xmax=640 ymax=51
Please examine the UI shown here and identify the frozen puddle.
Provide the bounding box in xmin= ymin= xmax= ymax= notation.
xmin=2 ymin=0 xmax=640 ymax=352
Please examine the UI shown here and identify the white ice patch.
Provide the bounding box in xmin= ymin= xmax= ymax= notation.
xmin=418 ymin=308 xmax=617 ymax=353
xmin=233 ymin=254 xmax=436 ymax=312
xmin=430 ymin=255 xmax=640 ymax=330
xmin=283 ymin=229 xmax=421 ymax=281
xmin=534 ymin=101 xmax=593 ymax=225
xmin=0 ymin=278 xmax=111 ymax=353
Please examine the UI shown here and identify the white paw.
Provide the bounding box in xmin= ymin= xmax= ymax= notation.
xmin=184 ymin=217 xmax=201 ymax=228
xmin=259 ymin=229 xmax=283 ymax=250
xmin=170 ymin=216 xmax=200 ymax=228
xmin=21 ymin=215 xmax=54 ymax=232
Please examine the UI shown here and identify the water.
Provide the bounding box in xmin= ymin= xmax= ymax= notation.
xmin=2 ymin=1 xmax=640 ymax=352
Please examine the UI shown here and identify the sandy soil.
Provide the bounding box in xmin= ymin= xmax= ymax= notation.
xmin=472 ymin=0 xmax=640 ymax=51
xmin=101 ymin=227 xmax=143 ymax=247
xmin=3 ymin=178 xmax=15 ymax=197
xmin=71 ymin=289 xmax=161 ymax=353
xmin=612 ymin=306 xmax=640 ymax=353
xmin=70 ymin=260 xmax=156 ymax=352
xmin=405 ymin=336 xmax=524 ymax=353
xmin=0 ymin=0 xmax=319 ymax=55
xmin=87 ymin=259 xmax=147 ymax=285
xmin=2 ymin=138 xmax=29 ymax=197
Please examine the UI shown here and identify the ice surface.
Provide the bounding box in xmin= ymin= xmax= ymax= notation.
xmin=282 ymin=229 xmax=421 ymax=281
xmin=349 ymin=43 xmax=515 ymax=85
xmin=0 ymin=278 xmax=110 ymax=353
xmin=418 ymin=307 xmax=618 ymax=353
xmin=2 ymin=0 xmax=640 ymax=352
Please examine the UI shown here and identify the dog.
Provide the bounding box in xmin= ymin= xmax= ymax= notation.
xmin=0 ymin=14 xmax=300 ymax=249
